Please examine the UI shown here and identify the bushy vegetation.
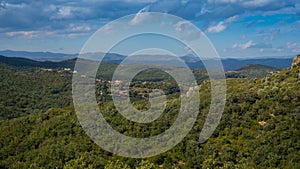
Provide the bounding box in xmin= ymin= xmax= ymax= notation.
xmin=0 ymin=59 xmax=299 ymax=168
xmin=226 ymin=64 xmax=280 ymax=78
xmin=0 ymin=64 xmax=72 ymax=119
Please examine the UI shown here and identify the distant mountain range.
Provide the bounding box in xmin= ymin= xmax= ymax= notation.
xmin=0 ymin=50 xmax=77 ymax=61
xmin=0 ymin=50 xmax=294 ymax=70
xmin=0 ymin=55 xmax=281 ymax=80
xmin=0 ymin=55 xmax=76 ymax=68
xmin=188 ymin=58 xmax=294 ymax=70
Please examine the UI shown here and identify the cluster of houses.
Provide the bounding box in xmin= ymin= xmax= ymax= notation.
xmin=40 ymin=67 xmax=77 ymax=73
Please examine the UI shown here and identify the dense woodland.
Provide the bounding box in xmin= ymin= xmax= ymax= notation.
xmin=0 ymin=55 xmax=299 ymax=168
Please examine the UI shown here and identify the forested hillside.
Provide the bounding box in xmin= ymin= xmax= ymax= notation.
xmin=0 ymin=63 xmax=72 ymax=119
xmin=0 ymin=56 xmax=299 ymax=168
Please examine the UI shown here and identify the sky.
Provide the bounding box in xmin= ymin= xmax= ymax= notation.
xmin=0 ymin=0 xmax=299 ymax=58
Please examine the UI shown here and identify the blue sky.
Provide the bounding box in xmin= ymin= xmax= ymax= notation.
xmin=0 ymin=0 xmax=299 ymax=58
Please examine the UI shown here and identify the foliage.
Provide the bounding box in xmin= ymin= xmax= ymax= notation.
xmin=0 ymin=58 xmax=299 ymax=168
xmin=0 ymin=64 xmax=72 ymax=119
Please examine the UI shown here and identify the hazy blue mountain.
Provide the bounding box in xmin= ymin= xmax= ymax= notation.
xmin=222 ymin=58 xmax=293 ymax=70
xmin=186 ymin=58 xmax=293 ymax=70
xmin=0 ymin=55 xmax=76 ymax=68
xmin=0 ymin=50 xmax=294 ymax=70
xmin=0 ymin=50 xmax=77 ymax=61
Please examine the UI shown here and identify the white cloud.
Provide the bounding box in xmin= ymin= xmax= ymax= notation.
xmin=286 ymin=42 xmax=300 ymax=53
xmin=181 ymin=0 xmax=189 ymax=5
xmin=232 ymin=40 xmax=274 ymax=51
xmin=69 ymin=24 xmax=91 ymax=32
xmin=129 ymin=6 xmax=150 ymax=25
xmin=4 ymin=2 xmax=27 ymax=9
xmin=184 ymin=46 xmax=195 ymax=54
xmin=174 ymin=20 xmax=190 ymax=32
xmin=259 ymin=48 xmax=264 ymax=52
xmin=0 ymin=0 xmax=298 ymax=55
xmin=261 ymin=29 xmax=280 ymax=41
xmin=206 ymin=15 xmax=238 ymax=33
xmin=286 ymin=42 xmax=298 ymax=49
xmin=208 ymin=0 xmax=239 ymax=4
xmin=232 ymin=40 xmax=255 ymax=49
xmin=5 ymin=31 xmax=40 ymax=38
xmin=5 ymin=24 xmax=93 ymax=39
xmin=57 ymin=6 xmax=73 ymax=18
xmin=207 ymin=22 xmax=227 ymax=33
xmin=197 ymin=3 xmax=210 ymax=16
xmin=242 ymin=0 xmax=273 ymax=8
xmin=208 ymin=0 xmax=278 ymax=8
xmin=226 ymin=15 xmax=238 ymax=23
xmin=174 ymin=20 xmax=203 ymax=40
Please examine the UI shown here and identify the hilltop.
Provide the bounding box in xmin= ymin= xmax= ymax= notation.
xmin=235 ymin=64 xmax=280 ymax=78
xmin=291 ymin=54 xmax=300 ymax=68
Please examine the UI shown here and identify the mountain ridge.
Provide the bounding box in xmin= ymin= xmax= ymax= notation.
xmin=0 ymin=53 xmax=294 ymax=71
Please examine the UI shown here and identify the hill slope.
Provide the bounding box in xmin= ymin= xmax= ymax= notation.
xmin=0 ymin=63 xmax=72 ymax=119
xmin=236 ymin=64 xmax=280 ymax=78
xmin=0 ymin=57 xmax=299 ymax=168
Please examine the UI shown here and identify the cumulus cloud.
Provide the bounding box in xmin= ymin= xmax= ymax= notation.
xmin=206 ymin=16 xmax=237 ymax=33
xmin=207 ymin=22 xmax=227 ymax=33
xmin=0 ymin=0 xmax=299 ymax=39
xmin=232 ymin=40 xmax=255 ymax=50
xmin=0 ymin=0 xmax=147 ymax=32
